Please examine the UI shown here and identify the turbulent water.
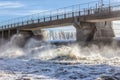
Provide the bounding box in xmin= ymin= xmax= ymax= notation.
xmin=0 ymin=34 xmax=120 ymax=80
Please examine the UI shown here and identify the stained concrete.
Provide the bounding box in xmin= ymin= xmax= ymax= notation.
xmin=74 ymin=22 xmax=96 ymax=42
xmin=94 ymin=22 xmax=115 ymax=41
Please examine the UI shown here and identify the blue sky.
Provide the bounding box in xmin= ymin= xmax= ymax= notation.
xmin=0 ymin=0 xmax=119 ymax=22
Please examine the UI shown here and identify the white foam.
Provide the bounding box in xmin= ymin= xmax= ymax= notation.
xmin=0 ymin=34 xmax=120 ymax=79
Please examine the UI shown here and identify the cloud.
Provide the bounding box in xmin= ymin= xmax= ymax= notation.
xmin=9 ymin=10 xmax=48 ymax=16
xmin=0 ymin=1 xmax=24 ymax=9
xmin=0 ymin=9 xmax=45 ymax=14
xmin=0 ymin=9 xmax=48 ymax=19
xmin=112 ymin=0 xmax=120 ymax=2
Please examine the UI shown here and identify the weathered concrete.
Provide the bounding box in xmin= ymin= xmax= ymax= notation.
xmin=94 ymin=21 xmax=115 ymax=41
xmin=74 ymin=22 xmax=96 ymax=42
xmin=74 ymin=16 xmax=114 ymax=42
xmin=32 ymin=29 xmax=48 ymax=41
xmin=0 ymin=29 xmax=17 ymax=40
xmin=19 ymin=30 xmax=33 ymax=39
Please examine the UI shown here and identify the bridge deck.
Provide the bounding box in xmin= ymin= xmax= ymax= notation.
xmin=0 ymin=1 xmax=120 ymax=31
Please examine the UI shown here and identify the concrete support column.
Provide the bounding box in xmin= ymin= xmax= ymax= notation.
xmin=94 ymin=22 xmax=114 ymax=41
xmin=8 ymin=30 xmax=10 ymax=39
xmin=32 ymin=29 xmax=47 ymax=41
xmin=40 ymin=29 xmax=47 ymax=41
xmin=2 ymin=30 xmax=4 ymax=40
xmin=17 ymin=29 xmax=19 ymax=34
xmin=74 ymin=22 xmax=96 ymax=42
xmin=1 ymin=30 xmax=4 ymax=44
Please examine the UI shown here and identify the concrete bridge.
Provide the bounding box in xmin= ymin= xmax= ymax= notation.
xmin=0 ymin=1 xmax=120 ymax=42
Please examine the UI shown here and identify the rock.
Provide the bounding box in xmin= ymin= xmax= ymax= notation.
xmin=41 ymin=68 xmax=51 ymax=72
xmin=16 ymin=79 xmax=21 ymax=80
xmin=16 ymin=77 xmax=31 ymax=80
xmin=23 ymin=78 xmax=31 ymax=80
xmin=97 ymin=75 xmax=119 ymax=80
xmin=69 ymin=75 xmax=78 ymax=79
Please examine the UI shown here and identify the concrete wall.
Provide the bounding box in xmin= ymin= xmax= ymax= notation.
xmin=0 ymin=29 xmax=17 ymax=40
xmin=94 ymin=21 xmax=115 ymax=41
xmin=32 ymin=29 xmax=48 ymax=41
xmin=74 ymin=20 xmax=115 ymax=42
xmin=74 ymin=22 xmax=96 ymax=42
xmin=0 ymin=21 xmax=114 ymax=43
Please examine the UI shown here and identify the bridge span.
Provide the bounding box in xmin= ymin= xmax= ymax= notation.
xmin=0 ymin=1 xmax=119 ymax=42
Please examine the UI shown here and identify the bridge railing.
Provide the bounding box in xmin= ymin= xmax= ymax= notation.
xmin=0 ymin=1 xmax=100 ymax=30
xmin=1 ymin=1 xmax=120 ymax=30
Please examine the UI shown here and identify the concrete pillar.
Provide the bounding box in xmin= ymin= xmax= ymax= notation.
xmin=17 ymin=29 xmax=20 ymax=34
xmin=2 ymin=30 xmax=4 ymax=40
xmin=41 ymin=29 xmax=47 ymax=41
xmin=94 ymin=21 xmax=114 ymax=41
xmin=32 ymin=29 xmax=48 ymax=41
xmin=8 ymin=30 xmax=10 ymax=39
xmin=4 ymin=30 xmax=9 ymax=40
xmin=10 ymin=29 xmax=18 ymax=37
xmin=74 ymin=22 xmax=97 ymax=42
xmin=0 ymin=31 xmax=2 ymax=39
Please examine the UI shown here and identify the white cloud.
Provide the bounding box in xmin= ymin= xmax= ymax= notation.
xmin=0 ymin=1 xmax=24 ymax=9
xmin=29 ymin=10 xmax=48 ymax=14
xmin=0 ymin=9 xmax=49 ymax=21
xmin=113 ymin=0 xmax=120 ymax=2
xmin=0 ymin=9 xmax=46 ymax=15
xmin=11 ymin=10 xmax=48 ymax=16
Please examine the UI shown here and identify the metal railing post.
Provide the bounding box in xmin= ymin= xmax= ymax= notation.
xmin=4 ymin=26 xmax=6 ymax=29
xmin=44 ymin=17 xmax=45 ymax=22
xmin=64 ymin=13 xmax=66 ymax=19
xmin=79 ymin=11 xmax=80 ymax=16
xmin=72 ymin=12 xmax=74 ymax=18
xmin=22 ymin=22 xmax=24 ymax=26
xmin=109 ymin=0 xmax=111 ymax=13
xmin=14 ymin=23 xmax=16 ymax=27
xmin=27 ymin=21 xmax=29 ymax=24
xmin=17 ymin=23 xmax=19 ymax=27
xmin=8 ymin=25 xmax=9 ymax=29
xmin=57 ymin=15 xmax=58 ymax=20
xmin=38 ymin=19 xmax=40 ymax=23
xmin=11 ymin=24 xmax=12 ymax=28
xmin=109 ymin=6 xmax=111 ymax=13
xmin=84 ymin=8 xmax=85 ymax=16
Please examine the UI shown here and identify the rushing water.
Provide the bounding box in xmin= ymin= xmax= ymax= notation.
xmin=47 ymin=29 xmax=76 ymax=42
xmin=0 ymin=34 xmax=120 ymax=80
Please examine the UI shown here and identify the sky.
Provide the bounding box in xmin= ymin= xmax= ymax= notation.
xmin=0 ymin=0 xmax=94 ymax=21
xmin=0 ymin=0 xmax=119 ymax=22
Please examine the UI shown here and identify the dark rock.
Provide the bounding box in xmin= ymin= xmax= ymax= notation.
xmin=69 ymin=75 xmax=78 ymax=79
xmin=41 ymin=68 xmax=51 ymax=72
xmin=16 ymin=78 xmax=31 ymax=80
xmin=97 ymin=75 xmax=119 ymax=80
xmin=23 ymin=78 xmax=31 ymax=80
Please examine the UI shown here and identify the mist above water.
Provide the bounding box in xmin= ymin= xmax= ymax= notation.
xmin=0 ymin=34 xmax=120 ymax=63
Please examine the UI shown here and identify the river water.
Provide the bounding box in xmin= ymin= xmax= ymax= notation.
xmin=0 ymin=34 xmax=120 ymax=80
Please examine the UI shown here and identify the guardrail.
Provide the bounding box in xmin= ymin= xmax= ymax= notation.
xmin=0 ymin=1 xmax=120 ymax=30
